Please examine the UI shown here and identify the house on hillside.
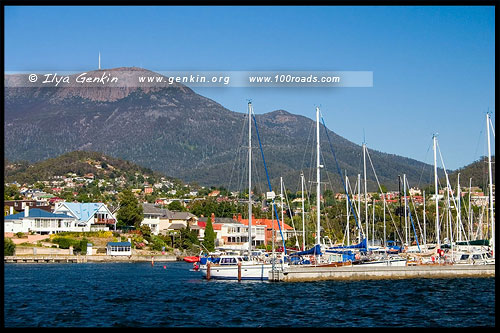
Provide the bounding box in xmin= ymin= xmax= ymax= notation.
xmin=197 ymin=213 xmax=266 ymax=250
xmin=140 ymin=203 xmax=198 ymax=235
xmin=234 ymin=213 xmax=294 ymax=246
xmin=141 ymin=203 xmax=171 ymax=234
xmin=4 ymin=200 xmax=52 ymax=213
xmin=4 ymin=206 xmax=78 ymax=234
xmin=53 ymin=202 xmax=116 ymax=232
xmin=166 ymin=211 xmax=197 ymax=228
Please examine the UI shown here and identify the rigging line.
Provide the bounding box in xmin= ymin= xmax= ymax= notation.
xmin=454 ymin=180 xmax=472 ymax=243
xmin=296 ymin=122 xmax=314 ymax=194
xmin=405 ymin=178 xmax=426 ymax=246
xmin=348 ymin=173 xmax=361 ymax=218
xmin=473 ymin=127 xmax=484 ymax=162
xmin=238 ymin=145 xmax=248 ymax=199
xmin=307 ymin=136 xmax=316 ymax=198
xmin=436 ymin=141 xmax=470 ymax=244
xmin=405 ymin=192 xmax=421 ymax=252
xmin=417 ymin=138 xmax=433 ymax=189
xmin=251 ymin=144 xmax=265 ymax=199
xmin=321 ymin=150 xmax=348 ymax=238
xmin=300 ymin=121 xmax=315 ymax=173
xmin=437 ymin=142 xmax=469 ymax=243
xmin=319 ymin=112 xmax=364 ymax=239
xmin=320 ymin=149 xmax=336 ymax=195
xmin=233 ymin=114 xmax=248 ymax=195
xmin=299 ymin=168 xmax=312 ymax=210
xmin=251 ymin=112 xmax=287 ymax=254
xmin=460 ymin=181 xmax=472 ymax=225
xmin=488 ymin=113 xmax=495 ymax=138
xmin=364 ymin=146 xmax=405 ymax=244
xmin=474 ymin=205 xmax=486 ymax=240
xmin=228 ymin=115 xmax=249 ymax=192
xmin=303 ymin=170 xmax=313 ymax=225
xmin=282 ymin=181 xmax=299 ymax=244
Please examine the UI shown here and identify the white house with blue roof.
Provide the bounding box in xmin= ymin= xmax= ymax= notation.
xmin=106 ymin=241 xmax=132 ymax=256
xmin=53 ymin=202 xmax=117 ymax=232
xmin=4 ymin=206 xmax=79 ymax=234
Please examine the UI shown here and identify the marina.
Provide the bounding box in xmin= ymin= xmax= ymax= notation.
xmin=193 ymin=104 xmax=496 ymax=283
xmin=270 ymin=262 xmax=494 ymax=282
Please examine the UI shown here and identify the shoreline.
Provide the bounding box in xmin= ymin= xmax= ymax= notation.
xmin=4 ymin=254 xmax=181 ymax=263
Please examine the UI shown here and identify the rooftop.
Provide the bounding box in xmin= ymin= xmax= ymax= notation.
xmin=4 ymin=208 xmax=74 ymax=220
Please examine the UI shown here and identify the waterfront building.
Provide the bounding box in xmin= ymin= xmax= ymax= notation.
xmin=141 ymin=203 xmax=198 ymax=235
xmin=53 ymin=202 xmax=117 ymax=232
xmin=106 ymin=241 xmax=132 ymax=256
xmin=234 ymin=213 xmax=295 ymax=245
xmin=4 ymin=200 xmax=52 ymax=213
xmin=4 ymin=207 xmax=78 ymax=234
xmin=141 ymin=203 xmax=171 ymax=234
xmin=197 ymin=213 xmax=267 ymax=250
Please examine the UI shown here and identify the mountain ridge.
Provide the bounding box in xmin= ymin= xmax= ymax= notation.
xmin=5 ymin=67 xmax=447 ymax=192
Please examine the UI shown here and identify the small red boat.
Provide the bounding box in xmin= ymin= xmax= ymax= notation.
xmin=183 ymin=256 xmax=200 ymax=263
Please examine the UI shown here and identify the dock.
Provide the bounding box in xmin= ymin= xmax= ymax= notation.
xmin=4 ymin=255 xmax=87 ymax=264
xmin=4 ymin=254 xmax=178 ymax=264
xmin=270 ymin=264 xmax=495 ymax=282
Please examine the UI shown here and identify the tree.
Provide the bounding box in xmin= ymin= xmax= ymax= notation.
xmin=4 ymin=184 xmax=20 ymax=200
xmin=168 ymin=200 xmax=185 ymax=211
xmin=4 ymin=238 xmax=16 ymax=256
xmin=76 ymin=192 xmax=91 ymax=203
xmin=202 ymin=216 xmax=216 ymax=252
xmin=117 ymin=189 xmax=143 ymax=228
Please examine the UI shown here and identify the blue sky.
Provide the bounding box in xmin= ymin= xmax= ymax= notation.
xmin=4 ymin=6 xmax=495 ymax=170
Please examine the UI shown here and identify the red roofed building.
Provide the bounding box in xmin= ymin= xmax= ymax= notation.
xmin=233 ymin=213 xmax=294 ymax=245
xmin=196 ymin=213 xmax=267 ymax=250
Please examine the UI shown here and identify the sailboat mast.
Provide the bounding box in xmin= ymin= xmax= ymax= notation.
xmin=301 ymin=172 xmax=306 ymax=251
xmin=372 ymin=198 xmax=375 ymax=248
xmin=346 ymin=172 xmax=350 ymax=246
xmin=280 ymin=176 xmax=284 ymax=247
xmin=363 ymin=143 xmax=368 ymax=246
xmin=457 ymin=173 xmax=461 ymax=242
xmin=248 ymin=101 xmax=253 ymax=253
xmin=486 ymin=112 xmax=494 ymax=257
xmin=316 ymin=106 xmax=321 ymax=246
xmin=468 ymin=178 xmax=472 ymax=241
xmin=358 ymin=174 xmax=361 ymax=242
xmin=423 ymin=190 xmax=426 ymax=246
xmin=404 ymin=174 xmax=408 ymax=246
xmin=433 ymin=134 xmax=440 ymax=248
xmin=383 ymin=191 xmax=386 ymax=247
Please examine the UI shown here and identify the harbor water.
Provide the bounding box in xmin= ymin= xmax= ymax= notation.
xmin=3 ymin=261 xmax=495 ymax=327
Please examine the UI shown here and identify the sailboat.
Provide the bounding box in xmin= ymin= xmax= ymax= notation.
xmin=198 ymin=101 xmax=288 ymax=280
xmin=288 ymin=107 xmax=407 ymax=267
xmin=448 ymin=113 xmax=495 ymax=265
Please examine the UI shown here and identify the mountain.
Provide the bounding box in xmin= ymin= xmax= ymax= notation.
xmin=4 ymin=150 xmax=170 ymax=185
xmin=4 ymin=67 xmax=445 ymax=192
xmin=443 ymin=156 xmax=495 ymax=192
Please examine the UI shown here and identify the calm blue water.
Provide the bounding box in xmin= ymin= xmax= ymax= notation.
xmin=3 ymin=262 xmax=495 ymax=327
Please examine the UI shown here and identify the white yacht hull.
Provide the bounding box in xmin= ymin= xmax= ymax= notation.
xmin=354 ymin=258 xmax=407 ymax=267
xmin=200 ymin=263 xmax=286 ymax=280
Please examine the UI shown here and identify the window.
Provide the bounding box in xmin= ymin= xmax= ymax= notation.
xmin=221 ymin=257 xmax=237 ymax=265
